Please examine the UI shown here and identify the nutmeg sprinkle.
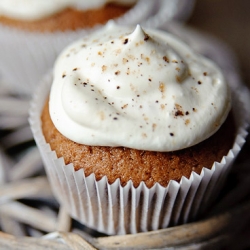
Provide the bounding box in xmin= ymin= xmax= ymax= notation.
xmin=163 ymin=56 xmax=169 ymax=63
xmin=123 ymin=38 xmax=128 ymax=44
xmin=144 ymin=34 xmax=150 ymax=41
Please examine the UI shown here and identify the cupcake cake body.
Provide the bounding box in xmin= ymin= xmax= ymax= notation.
xmin=46 ymin=24 xmax=232 ymax=187
xmin=30 ymin=24 xmax=248 ymax=234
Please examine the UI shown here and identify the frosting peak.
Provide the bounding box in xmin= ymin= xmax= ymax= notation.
xmin=49 ymin=24 xmax=231 ymax=151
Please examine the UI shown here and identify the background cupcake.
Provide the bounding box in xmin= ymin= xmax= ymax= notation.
xmin=0 ymin=0 xmax=157 ymax=96
xmin=29 ymin=24 xmax=248 ymax=235
xmin=0 ymin=0 xmax=143 ymax=32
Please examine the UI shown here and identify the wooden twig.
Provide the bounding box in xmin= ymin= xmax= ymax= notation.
xmin=0 ymin=148 xmax=13 ymax=185
xmin=0 ymin=231 xmax=70 ymax=250
xmin=9 ymin=147 xmax=43 ymax=181
xmin=0 ymin=177 xmax=53 ymax=204
xmin=0 ymin=201 xmax=57 ymax=232
xmin=1 ymin=126 xmax=33 ymax=148
xmin=45 ymin=232 xmax=97 ymax=250
xmin=1 ymin=200 xmax=249 ymax=250
xmin=90 ymin=201 xmax=250 ymax=249
xmin=0 ymin=116 xmax=28 ymax=130
xmin=0 ymin=215 xmax=25 ymax=237
xmin=0 ymin=97 xmax=29 ymax=116
xmin=56 ymin=206 xmax=72 ymax=232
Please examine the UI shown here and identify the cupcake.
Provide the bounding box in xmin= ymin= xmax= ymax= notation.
xmin=29 ymin=24 xmax=248 ymax=235
xmin=0 ymin=0 xmax=155 ymax=95
xmin=0 ymin=0 xmax=139 ymax=32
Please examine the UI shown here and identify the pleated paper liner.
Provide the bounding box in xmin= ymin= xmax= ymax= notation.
xmin=29 ymin=73 xmax=248 ymax=235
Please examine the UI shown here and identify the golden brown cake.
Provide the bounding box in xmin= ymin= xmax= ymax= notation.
xmin=41 ymin=99 xmax=236 ymax=188
xmin=0 ymin=4 xmax=131 ymax=32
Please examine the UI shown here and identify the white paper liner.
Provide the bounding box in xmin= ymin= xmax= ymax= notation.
xmin=29 ymin=73 xmax=248 ymax=235
xmin=0 ymin=0 xmax=156 ymax=96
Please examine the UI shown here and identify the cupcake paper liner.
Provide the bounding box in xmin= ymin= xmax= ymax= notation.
xmin=29 ymin=73 xmax=248 ymax=235
xmin=0 ymin=0 xmax=156 ymax=96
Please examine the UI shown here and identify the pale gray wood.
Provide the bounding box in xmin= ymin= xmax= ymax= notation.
xmin=90 ymin=201 xmax=250 ymax=249
xmin=0 ymin=201 xmax=57 ymax=232
xmin=0 ymin=177 xmax=52 ymax=204
xmin=9 ymin=147 xmax=43 ymax=181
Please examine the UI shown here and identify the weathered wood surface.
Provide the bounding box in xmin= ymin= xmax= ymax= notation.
xmin=0 ymin=201 xmax=249 ymax=250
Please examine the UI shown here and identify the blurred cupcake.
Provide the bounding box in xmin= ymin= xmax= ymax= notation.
xmin=29 ymin=24 xmax=248 ymax=235
xmin=0 ymin=0 xmax=155 ymax=95
xmin=0 ymin=0 xmax=140 ymax=32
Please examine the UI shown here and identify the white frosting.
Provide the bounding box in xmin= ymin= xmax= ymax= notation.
xmin=49 ymin=24 xmax=231 ymax=152
xmin=0 ymin=0 xmax=136 ymax=20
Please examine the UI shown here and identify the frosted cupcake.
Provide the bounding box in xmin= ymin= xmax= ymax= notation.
xmin=0 ymin=0 xmax=155 ymax=95
xmin=0 ymin=0 xmax=139 ymax=32
xmin=30 ymin=24 xmax=248 ymax=235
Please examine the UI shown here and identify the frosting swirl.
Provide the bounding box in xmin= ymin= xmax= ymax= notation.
xmin=49 ymin=24 xmax=231 ymax=151
xmin=0 ymin=0 xmax=136 ymax=20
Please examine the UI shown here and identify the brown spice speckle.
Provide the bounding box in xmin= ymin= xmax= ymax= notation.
xmin=176 ymin=76 xmax=181 ymax=83
xmin=152 ymin=123 xmax=157 ymax=131
xmin=163 ymin=56 xmax=169 ymax=63
xmin=175 ymin=110 xmax=184 ymax=116
xmin=123 ymin=58 xmax=129 ymax=64
xmin=123 ymin=38 xmax=128 ymax=44
xmin=144 ymin=34 xmax=150 ymax=41
xmin=121 ymin=104 xmax=128 ymax=109
xmin=174 ymin=104 xmax=184 ymax=117
xmin=102 ymin=65 xmax=107 ymax=72
xmin=159 ymin=82 xmax=165 ymax=93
